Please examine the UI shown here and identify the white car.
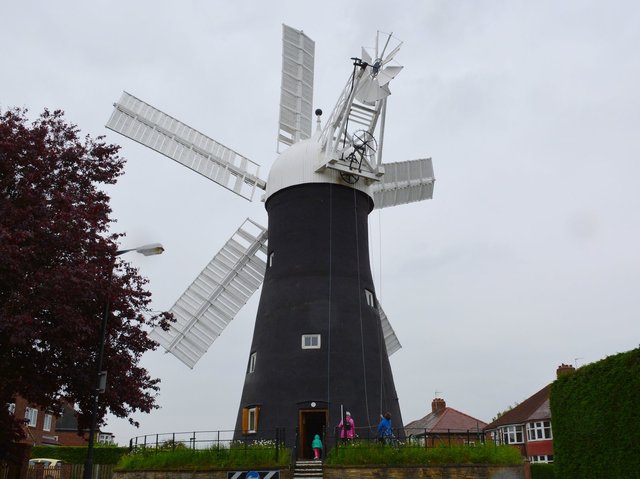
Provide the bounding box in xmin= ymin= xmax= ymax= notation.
xmin=28 ymin=459 xmax=67 ymax=479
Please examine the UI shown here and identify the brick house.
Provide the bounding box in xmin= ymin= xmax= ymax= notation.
xmin=55 ymin=402 xmax=114 ymax=446
xmin=6 ymin=397 xmax=113 ymax=447
xmin=8 ymin=396 xmax=60 ymax=446
xmin=404 ymin=397 xmax=488 ymax=446
xmin=483 ymin=364 xmax=575 ymax=464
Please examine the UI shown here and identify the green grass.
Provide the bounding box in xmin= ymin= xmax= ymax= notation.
xmin=117 ymin=440 xmax=521 ymax=469
xmin=117 ymin=442 xmax=290 ymax=470
xmin=324 ymin=441 xmax=523 ymax=466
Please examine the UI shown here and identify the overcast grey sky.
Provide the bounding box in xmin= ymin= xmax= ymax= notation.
xmin=3 ymin=0 xmax=639 ymax=444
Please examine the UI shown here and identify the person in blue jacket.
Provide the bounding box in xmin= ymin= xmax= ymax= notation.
xmin=377 ymin=412 xmax=393 ymax=444
xmin=312 ymin=434 xmax=323 ymax=460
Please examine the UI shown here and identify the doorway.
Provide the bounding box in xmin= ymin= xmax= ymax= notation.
xmin=298 ymin=409 xmax=327 ymax=459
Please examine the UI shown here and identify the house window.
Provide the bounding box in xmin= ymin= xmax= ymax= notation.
xmin=98 ymin=433 xmax=114 ymax=444
xmin=248 ymin=352 xmax=257 ymax=373
xmin=268 ymin=252 xmax=275 ymax=267
xmin=242 ymin=406 xmax=260 ymax=434
xmin=7 ymin=403 xmax=15 ymax=415
xmin=301 ymin=334 xmax=321 ymax=349
xmin=527 ymin=421 xmax=552 ymax=441
xmin=25 ymin=407 xmax=38 ymax=427
xmin=529 ymin=455 xmax=554 ymax=463
xmin=43 ymin=414 xmax=52 ymax=432
xmin=498 ymin=425 xmax=523 ymax=444
xmin=364 ymin=289 xmax=375 ymax=307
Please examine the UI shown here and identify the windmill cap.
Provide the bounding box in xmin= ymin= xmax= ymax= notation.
xmin=265 ymin=134 xmax=373 ymax=202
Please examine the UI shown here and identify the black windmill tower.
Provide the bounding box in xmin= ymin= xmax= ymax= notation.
xmin=106 ymin=25 xmax=435 ymax=458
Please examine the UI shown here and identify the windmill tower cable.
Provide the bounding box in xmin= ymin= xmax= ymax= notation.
xmin=353 ymin=187 xmax=371 ymax=428
xmin=326 ymin=184 xmax=333 ymax=421
xmin=106 ymin=25 xmax=435 ymax=450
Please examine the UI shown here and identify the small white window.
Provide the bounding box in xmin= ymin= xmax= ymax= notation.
xmin=529 ymin=455 xmax=554 ymax=464
xmin=25 ymin=407 xmax=38 ymax=427
xmin=248 ymin=352 xmax=257 ymax=373
xmin=365 ymin=289 xmax=375 ymax=307
xmin=248 ymin=407 xmax=258 ymax=433
xmin=43 ymin=414 xmax=52 ymax=432
xmin=8 ymin=403 xmax=16 ymax=415
xmin=98 ymin=433 xmax=114 ymax=444
xmin=268 ymin=252 xmax=275 ymax=267
xmin=301 ymin=334 xmax=321 ymax=349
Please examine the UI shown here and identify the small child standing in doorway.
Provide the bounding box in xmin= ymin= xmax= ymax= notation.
xmin=312 ymin=434 xmax=323 ymax=460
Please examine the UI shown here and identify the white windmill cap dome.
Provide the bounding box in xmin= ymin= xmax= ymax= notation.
xmin=265 ymin=132 xmax=373 ymax=202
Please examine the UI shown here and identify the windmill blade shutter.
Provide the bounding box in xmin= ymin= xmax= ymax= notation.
xmin=106 ymin=92 xmax=266 ymax=201
xmin=277 ymin=24 xmax=315 ymax=151
xmin=378 ymin=303 xmax=401 ymax=356
xmin=372 ymin=158 xmax=435 ymax=209
xmin=149 ymin=219 xmax=268 ymax=368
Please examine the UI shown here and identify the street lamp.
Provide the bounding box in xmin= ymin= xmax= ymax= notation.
xmin=83 ymin=243 xmax=164 ymax=479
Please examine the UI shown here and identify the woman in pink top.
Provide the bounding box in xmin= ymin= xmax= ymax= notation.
xmin=337 ymin=411 xmax=355 ymax=440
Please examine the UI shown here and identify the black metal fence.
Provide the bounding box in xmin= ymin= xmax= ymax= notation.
xmin=128 ymin=428 xmax=287 ymax=463
xmin=331 ymin=426 xmax=486 ymax=449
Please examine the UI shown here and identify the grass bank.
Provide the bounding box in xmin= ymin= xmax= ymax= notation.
xmin=118 ymin=443 xmax=290 ymax=470
xmin=325 ymin=442 xmax=522 ymax=466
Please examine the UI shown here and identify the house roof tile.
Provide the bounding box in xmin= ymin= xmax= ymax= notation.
xmin=484 ymin=384 xmax=551 ymax=430
xmin=405 ymin=406 xmax=487 ymax=434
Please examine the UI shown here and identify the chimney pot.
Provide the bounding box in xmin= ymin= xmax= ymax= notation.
xmin=556 ymin=363 xmax=575 ymax=378
xmin=431 ymin=397 xmax=446 ymax=413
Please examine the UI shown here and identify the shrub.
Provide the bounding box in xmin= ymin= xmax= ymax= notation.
xmin=551 ymin=347 xmax=640 ymax=478
xmin=531 ymin=463 xmax=555 ymax=479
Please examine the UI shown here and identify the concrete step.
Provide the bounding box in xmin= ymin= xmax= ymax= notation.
xmin=293 ymin=460 xmax=324 ymax=478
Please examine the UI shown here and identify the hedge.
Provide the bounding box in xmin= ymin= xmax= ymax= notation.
xmin=31 ymin=446 xmax=128 ymax=465
xmin=530 ymin=463 xmax=555 ymax=479
xmin=550 ymin=347 xmax=640 ymax=478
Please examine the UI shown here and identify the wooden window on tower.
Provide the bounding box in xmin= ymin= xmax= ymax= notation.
xmin=268 ymin=251 xmax=275 ymax=267
xmin=365 ymin=289 xmax=375 ymax=307
xmin=242 ymin=406 xmax=260 ymax=434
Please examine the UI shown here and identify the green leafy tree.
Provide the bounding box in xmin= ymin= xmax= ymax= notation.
xmin=0 ymin=108 xmax=171 ymax=454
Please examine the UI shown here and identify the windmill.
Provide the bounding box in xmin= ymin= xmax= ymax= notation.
xmin=106 ymin=25 xmax=434 ymax=456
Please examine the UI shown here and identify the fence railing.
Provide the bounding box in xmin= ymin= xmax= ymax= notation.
xmin=130 ymin=429 xmax=237 ymax=451
xmin=128 ymin=428 xmax=287 ymax=464
xmin=331 ymin=426 xmax=487 ymax=449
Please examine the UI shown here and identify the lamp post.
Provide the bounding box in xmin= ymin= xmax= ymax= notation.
xmin=83 ymin=243 xmax=164 ymax=479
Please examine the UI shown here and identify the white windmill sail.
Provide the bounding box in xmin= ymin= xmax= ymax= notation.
xmin=277 ymin=24 xmax=315 ymax=152
xmin=372 ymin=158 xmax=435 ymax=209
xmin=377 ymin=303 xmax=401 ymax=356
xmin=149 ymin=219 xmax=268 ymax=368
xmin=106 ymin=91 xmax=266 ymax=201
